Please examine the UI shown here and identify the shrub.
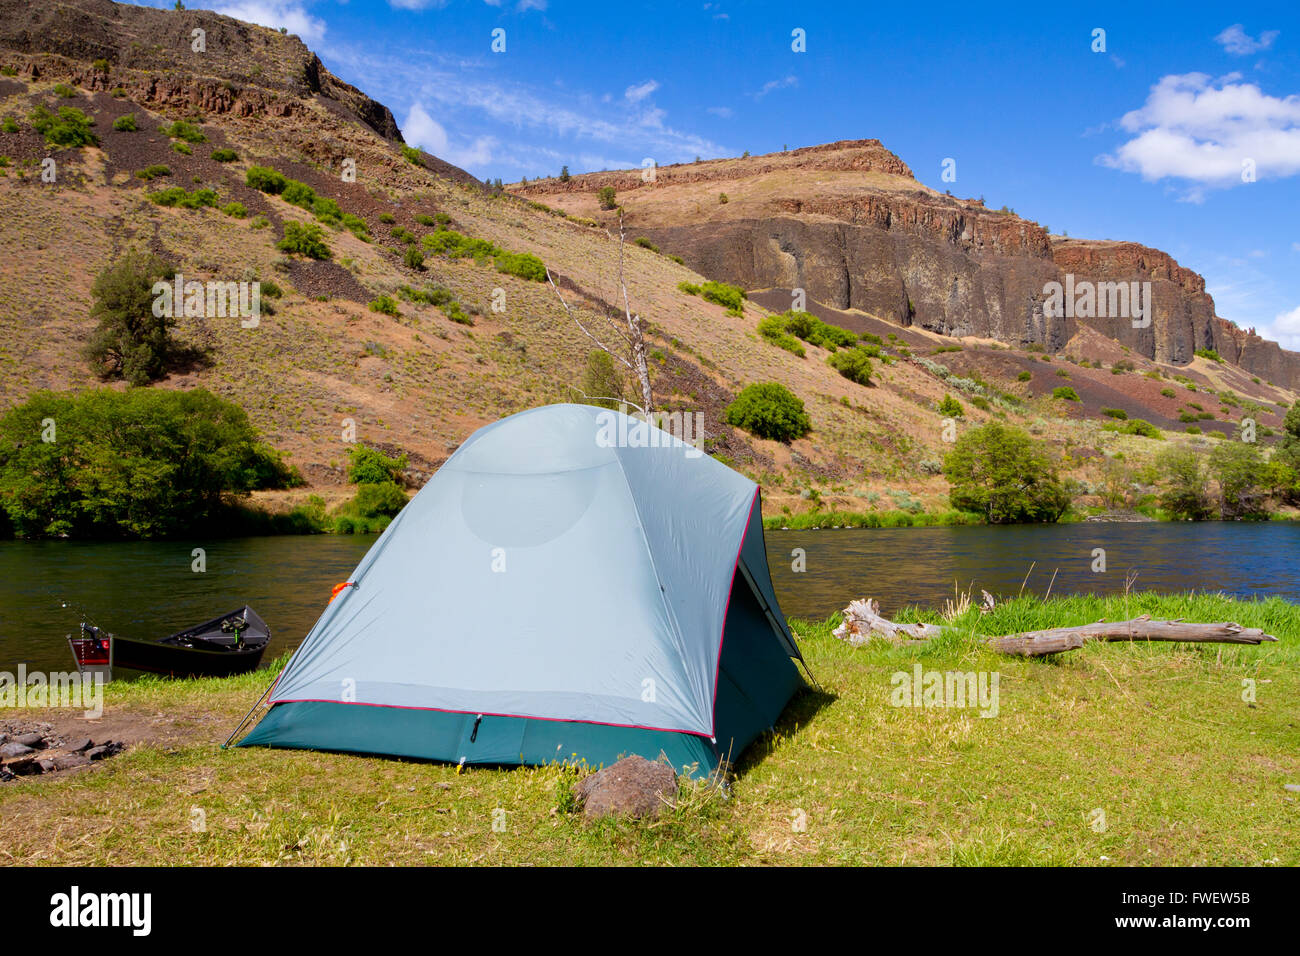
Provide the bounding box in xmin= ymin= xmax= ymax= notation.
xmin=596 ymin=186 xmax=617 ymax=210
xmin=82 ymin=249 xmax=180 ymax=386
xmin=281 ymin=179 xmax=316 ymax=210
xmin=414 ymin=213 xmax=436 ymax=226
xmin=1101 ymin=407 xmax=1128 ymax=419
xmin=1160 ymin=387 xmax=1177 ymax=398
xmin=1017 ymin=370 xmax=1032 ymax=382
xmin=347 ymin=444 xmax=408 ymax=485
xmin=780 ymin=311 xmax=857 ymax=350
xmin=134 ymin=164 xmax=170 ymax=181
xmin=161 ymin=119 xmax=205 ymax=142
xmin=724 ymin=383 xmax=811 ymax=442
xmin=678 ymin=281 xmax=701 ymax=296
xmin=277 ymin=220 xmax=331 ymax=259
xmin=0 ymin=116 xmax=18 ymax=133
xmin=403 ymin=246 xmax=425 ymax=270
xmin=246 ymin=164 xmax=288 ymax=194
xmin=341 ymin=213 xmax=370 ymax=241
xmin=718 ymin=192 xmax=729 ymax=204
xmin=54 ymin=83 xmax=77 ymax=98
xmin=210 ymin=147 xmax=238 ymax=162
xmin=757 ymin=317 xmax=806 ymax=357
xmin=378 ymin=212 xmax=396 ymax=224
xmin=369 ymin=295 xmax=400 ymax=317
xmin=699 ymin=280 xmax=746 ymax=315
xmin=827 ymin=347 xmax=874 ymax=385
xmin=149 ymin=186 xmax=218 ymax=209
xmin=221 ymin=201 xmax=248 ymax=218
xmin=171 ymin=141 xmax=192 ymax=155
xmin=421 ymin=227 xmax=498 ymax=259
xmin=112 ymin=113 xmax=137 ymax=131
xmin=1185 ymin=425 xmax=1202 ymax=435
xmin=942 ymin=422 xmax=1072 ymax=523
xmin=495 ymin=251 xmax=546 ymax=281
xmin=1156 ymin=447 xmax=1212 ymax=520
xmin=1051 ymin=385 xmax=1080 ymax=401
xmin=28 ymin=104 xmax=97 ymax=147
xmin=938 ymin=394 xmax=964 ymax=417
xmin=1122 ymin=419 xmax=1161 ymax=439
xmin=634 ymin=237 xmax=659 ymax=252
xmin=1195 ymin=348 xmax=1223 ymax=363
xmin=578 ymin=350 xmax=625 ymax=409
xmin=402 ymin=145 xmax=422 ymax=165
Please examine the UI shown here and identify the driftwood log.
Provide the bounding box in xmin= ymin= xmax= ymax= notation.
xmin=836 ymin=602 xmax=1279 ymax=657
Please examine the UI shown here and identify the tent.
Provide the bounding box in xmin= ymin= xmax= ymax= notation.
xmin=239 ymin=403 xmax=808 ymax=773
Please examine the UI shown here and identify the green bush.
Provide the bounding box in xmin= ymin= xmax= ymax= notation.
xmin=149 ymin=186 xmax=218 ymax=209
xmin=210 ymin=147 xmax=238 ymax=162
xmin=246 ymin=164 xmax=288 ymax=194
xmin=414 ymin=213 xmax=436 ymax=227
xmin=1121 ymin=418 xmax=1161 ymax=439
xmin=0 ymin=116 xmax=18 ymax=133
xmin=1161 ymin=387 xmax=1177 ymax=398
xmin=134 ymin=164 xmax=170 ymax=181
xmin=0 ymin=388 xmax=292 ymax=538
xmin=277 ymin=220 xmax=331 ymax=259
xmin=54 ymin=83 xmax=77 ymax=98
xmin=757 ymin=316 xmax=805 ymax=357
xmin=1102 ymin=407 xmax=1128 ymax=420
xmin=634 ymin=237 xmax=659 ymax=252
xmin=779 ymin=310 xmax=857 ymax=350
xmin=678 ymin=281 xmax=701 ymax=296
xmin=724 ymin=383 xmax=811 ymax=442
xmin=421 ymin=228 xmax=499 ymax=259
xmin=1195 ymin=348 xmax=1223 ymax=363
xmin=346 ymin=444 xmax=408 ymax=485
xmin=700 ymin=280 xmax=746 ymax=314
xmin=161 ymin=119 xmax=206 ymax=142
xmin=112 ymin=113 xmax=137 ymax=132
xmin=170 ymin=141 xmax=192 ymax=155
xmin=281 ymin=179 xmax=316 ymax=210
xmin=1051 ymin=385 xmax=1080 ymax=401
xmin=827 ymin=347 xmax=874 ymax=385
xmin=597 ymin=186 xmax=617 ymax=210
xmin=341 ymin=213 xmax=370 ymax=241
xmin=1155 ymin=447 xmax=1212 ymax=520
xmin=578 ymin=350 xmax=625 ymax=409
xmin=378 ymin=212 xmax=396 ymax=224
xmin=402 ymin=145 xmax=422 ymax=165
xmin=221 ymin=201 xmax=248 ymax=218
xmin=495 ymin=251 xmax=547 ymax=281
xmin=942 ymin=422 xmax=1072 ymax=523
xmin=403 ymin=246 xmax=425 ymax=270
xmin=938 ymin=394 xmax=964 ymax=417
xmin=1017 ymin=370 xmax=1032 ymax=382
xmin=369 ymin=295 xmax=400 ymax=317
xmin=28 ymin=104 xmax=97 ymax=147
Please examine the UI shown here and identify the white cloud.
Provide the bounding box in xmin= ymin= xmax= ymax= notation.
xmin=707 ymin=106 xmax=733 ymax=118
xmin=624 ymin=80 xmax=659 ymax=104
xmin=754 ymin=75 xmax=797 ymax=99
xmin=403 ymin=102 xmax=496 ymax=171
xmin=387 ymin=0 xmax=450 ymax=9
xmin=1257 ymin=304 xmax=1300 ymax=350
xmin=1215 ymin=24 xmax=1280 ymax=56
xmin=1099 ymin=73 xmax=1300 ymax=197
xmin=516 ymin=0 xmax=547 ymax=10
xmin=214 ymin=1 xmax=326 ymax=43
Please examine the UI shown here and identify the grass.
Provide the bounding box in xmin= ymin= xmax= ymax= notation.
xmin=4 ymin=593 xmax=1292 ymax=865
xmin=765 ymin=507 xmax=984 ymax=529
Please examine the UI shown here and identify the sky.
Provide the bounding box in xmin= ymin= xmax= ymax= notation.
xmin=139 ymin=1 xmax=1300 ymax=347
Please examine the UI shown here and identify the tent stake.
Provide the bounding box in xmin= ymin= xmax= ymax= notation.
xmin=221 ymin=676 xmax=276 ymax=749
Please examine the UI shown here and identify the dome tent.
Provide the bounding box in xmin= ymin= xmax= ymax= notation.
xmin=239 ymin=404 xmax=808 ymax=773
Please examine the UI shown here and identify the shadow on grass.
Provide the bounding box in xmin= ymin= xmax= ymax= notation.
xmin=729 ymin=684 xmax=837 ymax=780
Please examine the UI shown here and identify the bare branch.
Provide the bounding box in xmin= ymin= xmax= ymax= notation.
xmin=545 ymin=269 xmax=633 ymax=370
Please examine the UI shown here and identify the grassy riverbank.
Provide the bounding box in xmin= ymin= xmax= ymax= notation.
xmin=1 ymin=592 xmax=1296 ymax=866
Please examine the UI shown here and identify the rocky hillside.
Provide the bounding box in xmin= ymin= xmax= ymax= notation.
xmin=518 ymin=141 xmax=1300 ymax=389
xmin=0 ymin=0 xmax=1295 ymax=522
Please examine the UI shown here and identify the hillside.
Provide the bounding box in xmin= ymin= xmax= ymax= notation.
xmin=1 ymin=0 xmax=1296 ymax=522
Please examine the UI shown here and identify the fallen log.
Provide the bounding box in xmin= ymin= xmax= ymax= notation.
xmin=988 ymin=615 xmax=1279 ymax=657
xmin=835 ymin=602 xmax=1279 ymax=657
xmin=832 ymin=599 xmax=949 ymax=646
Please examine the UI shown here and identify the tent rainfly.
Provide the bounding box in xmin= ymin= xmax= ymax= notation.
xmin=239 ymin=404 xmax=808 ymax=773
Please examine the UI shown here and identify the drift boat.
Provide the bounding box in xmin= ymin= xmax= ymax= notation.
xmin=67 ymin=607 xmax=271 ymax=679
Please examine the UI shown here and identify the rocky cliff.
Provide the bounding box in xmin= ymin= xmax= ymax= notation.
xmin=519 ymin=141 xmax=1300 ymax=388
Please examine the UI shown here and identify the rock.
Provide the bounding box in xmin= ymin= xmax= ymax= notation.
xmin=13 ymin=732 xmax=44 ymax=748
xmin=37 ymin=758 xmax=57 ymax=773
xmin=0 ymin=742 xmax=35 ymax=759
xmin=0 ymin=766 xmax=13 ymax=782
xmin=67 ymin=738 xmax=93 ymax=753
xmin=572 ymin=755 xmax=679 ymax=821
xmin=85 ymin=742 xmax=123 ymax=761
xmin=1284 ymin=784 xmax=1300 ymax=793
xmin=52 ymin=754 xmax=92 ymax=771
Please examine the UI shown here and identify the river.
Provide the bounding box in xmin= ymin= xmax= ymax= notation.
xmin=0 ymin=523 xmax=1296 ymax=674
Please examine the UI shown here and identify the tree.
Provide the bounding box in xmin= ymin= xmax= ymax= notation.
xmin=1208 ymin=440 xmax=1268 ymax=519
xmin=83 ymin=249 xmax=179 ymax=386
xmin=1154 ymin=446 xmax=1213 ymax=520
xmin=1274 ymin=400 xmax=1300 ymax=501
xmin=597 ymin=186 xmax=617 ymax=210
xmin=937 ymin=394 xmax=963 ymax=417
xmin=578 ymin=349 xmax=624 ymax=409
xmin=942 ymin=422 xmax=1072 ymax=523
xmin=724 ymin=383 xmax=811 ymax=442
xmin=546 ymin=212 xmax=654 ymax=413
xmin=827 ymin=347 xmax=873 ymax=385
xmin=560 ymin=165 xmax=570 ymax=182
xmin=0 ymin=388 xmax=293 ymax=537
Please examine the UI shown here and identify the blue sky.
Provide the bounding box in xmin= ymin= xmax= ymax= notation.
xmin=142 ymin=1 xmax=1300 ymax=346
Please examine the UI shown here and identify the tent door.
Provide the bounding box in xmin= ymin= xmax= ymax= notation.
xmin=455 ymin=713 xmax=527 ymax=765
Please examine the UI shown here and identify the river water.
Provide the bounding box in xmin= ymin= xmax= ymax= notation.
xmin=0 ymin=523 xmax=1295 ymax=674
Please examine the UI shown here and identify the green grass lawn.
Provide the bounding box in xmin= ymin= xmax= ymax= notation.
xmin=1 ymin=592 xmax=1296 ymax=866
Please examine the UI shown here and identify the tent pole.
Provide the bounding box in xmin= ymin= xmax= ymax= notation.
xmin=221 ymin=677 xmax=276 ymax=749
